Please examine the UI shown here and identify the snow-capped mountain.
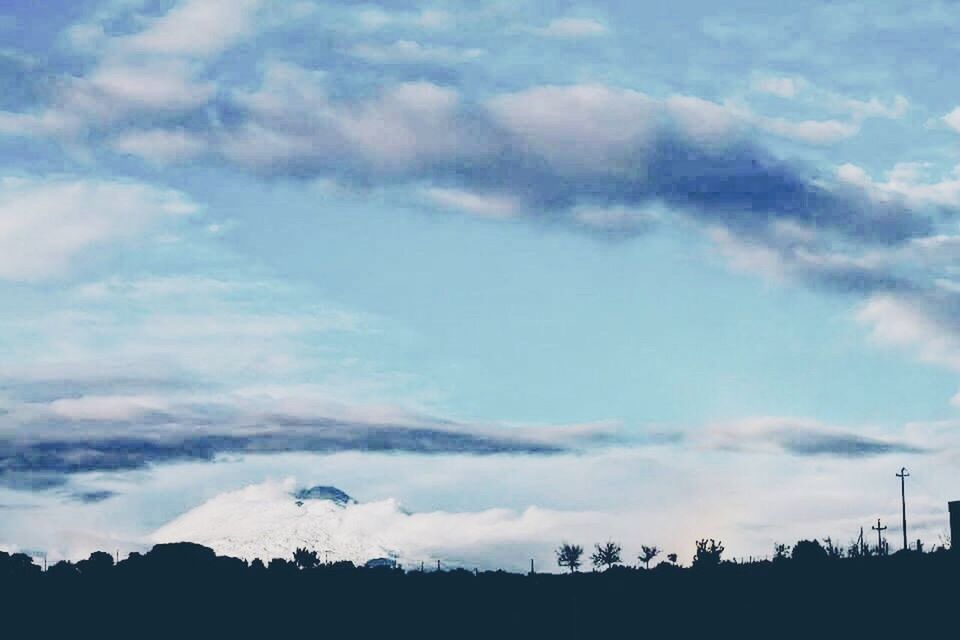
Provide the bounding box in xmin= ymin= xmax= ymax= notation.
xmin=150 ymin=480 xmax=400 ymax=565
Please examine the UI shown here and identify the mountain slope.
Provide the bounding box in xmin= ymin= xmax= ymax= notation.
xmin=150 ymin=481 xmax=398 ymax=565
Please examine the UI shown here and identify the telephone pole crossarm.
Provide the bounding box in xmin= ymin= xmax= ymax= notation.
xmin=872 ymin=518 xmax=888 ymax=555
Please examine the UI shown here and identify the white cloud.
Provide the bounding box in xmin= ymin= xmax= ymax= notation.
xmin=751 ymin=75 xmax=805 ymax=98
xmin=110 ymin=128 xmax=207 ymax=164
xmin=570 ymin=204 xmax=660 ymax=233
xmin=1 ymin=433 xmax=948 ymax=568
xmin=534 ymin=18 xmax=608 ymax=38
xmin=665 ymin=95 xmax=744 ymax=144
xmin=117 ymin=0 xmax=265 ymax=57
xmin=224 ymin=64 xmax=470 ymax=172
xmin=837 ymin=162 xmax=960 ymax=208
xmin=752 ymin=114 xmax=859 ymax=144
xmin=0 ymin=60 xmax=214 ymax=139
xmin=857 ymin=294 xmax=960 ymax=372
xmin=708 ymin=227 xmax=789 ymax=283
xmin=0 ymin=176 xmax=197 ymax=281
xmin=356 ymin=8 xmax=453 ymax=31
xmin=349 ymin=40 xmax=483 ymax=64
xmin=942 ymin=106 xmax=960 ymax=133
xmin=425 ymin=188 xmax=520 ymax=218
xmin=82 ymin=60 xmax=214 ymax=112
xmin=48 ymin=394 xmax=173 ymax=422
xmin=837 ymin=94 xmax=908 ymax=120
xmin=487 ymin=85 xmax=656 ymax=170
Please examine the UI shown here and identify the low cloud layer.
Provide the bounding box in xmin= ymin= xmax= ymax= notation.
xmin=701 ymin=417 xmax=926 ymax=458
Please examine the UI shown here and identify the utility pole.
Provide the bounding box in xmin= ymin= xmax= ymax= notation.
xmin=897 ymin=467 xmax=910 ymax=551
xmin=872 ymin=519 xmax=887 ymax=555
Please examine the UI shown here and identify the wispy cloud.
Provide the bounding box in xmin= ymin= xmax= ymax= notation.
xmin=533 ymin=18 xmax=608 ymax=38
xmin=701 ymin=417 xmax=926 ymax=458
xmin=0 ymin=176 xmax=196 ymax=281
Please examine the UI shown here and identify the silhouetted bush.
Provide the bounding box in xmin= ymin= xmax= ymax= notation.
xmin=692 ymin=539 xmax=724 ymax=569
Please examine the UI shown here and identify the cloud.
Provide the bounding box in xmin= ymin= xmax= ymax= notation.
xmin=0 ymin=268 xmax=624 ymax=487
xmin=109 ymin=128 xmax=208 ymax=164
xmin=751 ymin=114 xmax=859 ymax=144
xmin=486 ymin=84 xmax=656 ymax=171
xmin=570 ymin=205 xmax=660 ymax=235
xmin=857 ymin=292 xmax=960 ymax=372
xmin=424 ymin=187 xmax=521 ymax=218
xmin=208 ymin=75 xmax=930 ymax=248
xmin=702 ymin=417 xmax=926 ymax=457
xmin=0 ymin=59 xmax=214 ymax=139
xmin=116 ymin=0 xmax=266 ymax=57
xmin=837 ymin=162 xmax=960 ymax=209
xmin=751 ymin=75 xmax=805 ymax=98
xmin=837 ymin=94 xmax=908 ymax=120
xmin=222 ymin=65 xmax=471 ymax=173
xmin=0 ymin=176 xmax=196 ymax=281
xmin=1 ymin=432 xmax=949 ymax=568
xmin=0 ymin=389 xmax=621 ymax=485
xmin=356 ymin=8 xmax=453 ymax=31
xmin=942 ymin=106 xmax=960 ymax=133
xmin=0 ymin=0 xmax=286 ymax=142
xmin=534 ymin=18 xmax=608 ymax=38
xmin=348 ymin=40 xmax=484 ymax=64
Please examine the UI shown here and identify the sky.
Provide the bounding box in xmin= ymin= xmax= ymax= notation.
xmin=2 ymin=0 xmax=960 ymax=570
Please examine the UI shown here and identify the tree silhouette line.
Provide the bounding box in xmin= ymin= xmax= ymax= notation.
xmin=0 ymin=535 xmax=957 ymax=637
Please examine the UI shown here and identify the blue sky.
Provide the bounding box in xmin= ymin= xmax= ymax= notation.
xmin=2 ymin=0 xmax=960 ymax=567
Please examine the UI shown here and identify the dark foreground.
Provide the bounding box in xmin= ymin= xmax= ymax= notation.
xmin=1 ymin=543 xmax=957 ymax=638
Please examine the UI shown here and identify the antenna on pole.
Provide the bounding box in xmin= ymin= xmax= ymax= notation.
xmin=897 ymin=467 xmax=910 ymax=551
xmin=872 ymin=518 xmax=888 ymax=555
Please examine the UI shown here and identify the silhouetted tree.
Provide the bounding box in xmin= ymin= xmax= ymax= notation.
xmin=293 ymin=547 xmax=320 ymax=570
xmin=76 ymin=551 xmax=114 ymax=576
xmin=268 ymin=558 xmax=297 ymax=574
xmin=591 ymin=541 xmax=622 ymax=571
xmin=773 ymin=542 xmax=791 ymax=562
xmin=46 ymin=560 xmax=78 ymax=578
xmin=250 ymin=558 xmax=267 ymax=573
xmin=556 ymin=543 xmax=584 ymax=573
xmin=0 ymin=551 xmax=40 ymax=579
xmin=792 ymin=539 xmax=827 ymax=564
xmin=667 ymin=553 xmax=678 ymax=565
xmin=638 ymin=545 xmax=660 ymax=569
xmin=692 ymin=539 xmax=724 ymax=568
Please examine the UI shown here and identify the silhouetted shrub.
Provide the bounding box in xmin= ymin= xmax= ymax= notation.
xmin=692 ymin=539 xmax=724 ymax=568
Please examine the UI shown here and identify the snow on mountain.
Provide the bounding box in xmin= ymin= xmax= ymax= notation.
xmin=149 ymin=478 xmax=598 ymax=572
xmin=150 ymin=479 xmax=400 ymax=565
